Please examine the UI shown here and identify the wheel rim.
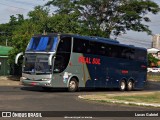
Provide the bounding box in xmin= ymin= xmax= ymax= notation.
xmin=128 ymin=81 xmax=133 ymax=90
xmin=121 ymin=81 xmax=125 ymax=90
xmin=69 ymin=81 xmax=76 ymax=90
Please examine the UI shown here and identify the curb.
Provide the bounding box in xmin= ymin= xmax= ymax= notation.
xmin=78 ymin=95 xmax=160 ymax=108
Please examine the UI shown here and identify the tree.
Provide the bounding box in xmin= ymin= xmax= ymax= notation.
xmin=8 ymin=6 xmax=51 ymax=64
xmin=46 ymin=0 xmax=159 ymax=38
xmin=47 ymin=13 xmax=81 ymax=33
xmin=0 ymin=23 xmax=10 ymax=46
xmin=148 ymin=53 xmax=159 ymax=67
xmin=9 ymin=14 xmax=25 ymax=31
xmin=28 ymin=6 xmax=50 ymax=33
xmin=0 ymin=14 xmax=25 ymax=46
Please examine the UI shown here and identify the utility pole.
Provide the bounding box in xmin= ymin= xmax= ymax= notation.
xmin=0 ymin=32 xmax=9 ymax=46
xmin=6 ymin=39 xmax=8 ymax=46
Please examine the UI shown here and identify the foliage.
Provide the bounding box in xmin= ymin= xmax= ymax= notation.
xmin=48 ymin=13 xmax=81 ymax=33
xmin=147 ymin=53 xmax=159 ymax=67
xmin=147 ymin=74 xmax=160 ymax=81
xmin=46 ymin=0 xmax=160 ymax=38
xmin=8 ymin=6 xmax=51 ymax=64
xmin=0 ymin=0 xmax=159 ymax=69
xmin=28 ymin=6 xmax=50 ymax=33
xmin=0 ymin=14 xmax=25 ymax=46
xmin=0 ymin=23 xmax=10 ymax=46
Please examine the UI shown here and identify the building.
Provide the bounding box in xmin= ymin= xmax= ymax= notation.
xmin=0 ymin=46 xmax=12 ymax=75
xmin=152 ymin=34 xmax=160 ymax=49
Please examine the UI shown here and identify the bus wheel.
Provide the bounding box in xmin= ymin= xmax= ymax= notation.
xmin=119 ymin=80 xmax=126 ymax=91
xmin=68 ymin=78 xmax=78 ymax=92
xmin=127 ymin=80 xmax=134 ymax=91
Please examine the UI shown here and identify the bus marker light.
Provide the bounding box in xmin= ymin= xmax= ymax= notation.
xmin=69 ymin=62 xmax=72 ymax=66
xmin=141 ymin=65 xmax=146 ymax=68
xmin=122 ymin=70 xmax=128 ymax=74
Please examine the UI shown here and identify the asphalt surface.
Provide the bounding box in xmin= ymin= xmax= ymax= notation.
xmin=0 ymin=86 xmax=160 ymax=120
xmin=0 ymin=77 xmax=160 ymax=120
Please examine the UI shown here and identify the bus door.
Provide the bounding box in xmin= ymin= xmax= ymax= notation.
xmin=104 ymin=67 xmax=110 ymax=87
xmin=52 ymin=36 xmax=72 ymax=87
xmin=94 ymin=65 xmax=105 ymax=88
xmin=106 ymin=58 xmax=121 ymax=88
xmin=93 ymin=66 xmax=101 ymax=88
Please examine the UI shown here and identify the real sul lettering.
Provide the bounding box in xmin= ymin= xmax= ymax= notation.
xmin=78 ymin=56 xmax=101 ymax=65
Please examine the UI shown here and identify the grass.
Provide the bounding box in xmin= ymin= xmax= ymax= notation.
xmin=78 ymin=74 xmax=160 ymax=107
xmin=80 ymin=92 xmax=160 ymax=106
xmin=147 ymin=74 xmax=160 ymax=81
xmin=111 ymin=93 xmax=160 ymax=103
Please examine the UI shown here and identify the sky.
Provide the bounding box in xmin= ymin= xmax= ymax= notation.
xmin=113 ymin=0 xmax=160 ymax=48
xmin=0 ymin=0 xmax=46 ymax=23
xmin=0 ymin=0 xmax=160 ymax=49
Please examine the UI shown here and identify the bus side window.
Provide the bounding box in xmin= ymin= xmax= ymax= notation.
xmin=135 ymin=50 xmax=146 ymax=61
xmin=87 ymin=48 xmax=91 ymax=54
xmin=54 ymin=36 xmax=71 ymax=73
xmin=93 ymin=42 xmax=106 ymax=56
xmin=121 ymin=48 xmax=135 ymax=60
xmin=57 ymin=37 xmax=71 ymax=53
xmin=73 ymin=38 xmax=89 ymax=54
xmin=54 ymin=55 xmax=64 ymax=73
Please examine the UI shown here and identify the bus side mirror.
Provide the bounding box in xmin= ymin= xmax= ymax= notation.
xmin=15 ymin=52 xmax=23 ymax=64
xmin=48 ymin=53 xmax=55 ymax=65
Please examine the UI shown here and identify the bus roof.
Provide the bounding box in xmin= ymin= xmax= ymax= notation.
xmin=72 ymin=34 xmax=120 ymax=44
xmin=34 ymin=33 xmax=146 ymax=51
xmin=69 ymin=34 xmax=146 ymax=51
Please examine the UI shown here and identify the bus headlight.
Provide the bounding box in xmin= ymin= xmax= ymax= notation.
xmin=20 ymin=77 xmax=27 ymax=81
xmin=42 ymin=78 xmax=51 ymax=81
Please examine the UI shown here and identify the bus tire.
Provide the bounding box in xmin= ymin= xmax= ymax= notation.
xmin=127 ymin=80 xmax=134 ymax=91
xmin=119 ymin=80 xmax=126 ymax=91
xmin=68 ymin=78 xmax=78 ymax=92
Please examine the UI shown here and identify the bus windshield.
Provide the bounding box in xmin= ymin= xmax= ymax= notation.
xmin=26 ymin=36 xmax=58 ymax=52
xmin=23 ymin=54 xmax=52 ymax=74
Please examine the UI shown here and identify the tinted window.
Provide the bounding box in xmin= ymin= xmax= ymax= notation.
xmin=54 ymin=36 xmax=72 ymax=73
xmin=121 ymin=47 xmax=135 ymax=60
xmin=26 ymin=36 xmax=58 ymax=52
xmin=93 ymin=42 xmax=106 ymax=56
xmin=57 ymin=37 xmax=71 ymax=53
xmin=135 ymin=49 xmax=147 ymax=61
xmin=73 ymin=37 xmax=145 ymax=61
xmin=73 ymin=38 xmax=89 ymax=53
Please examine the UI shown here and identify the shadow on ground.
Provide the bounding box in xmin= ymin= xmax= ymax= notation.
xmin=20 ymin=81 xmax=160 ymax=93
xmin=7 ymin=75 xmax=20 ymax=81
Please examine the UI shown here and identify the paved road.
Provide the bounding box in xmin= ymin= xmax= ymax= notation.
xmin=0 ymin=81 xmax=160 ymax=120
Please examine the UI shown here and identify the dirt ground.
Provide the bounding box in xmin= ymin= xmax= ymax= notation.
xmin=0 ymin=76 xmax=20 ymax=86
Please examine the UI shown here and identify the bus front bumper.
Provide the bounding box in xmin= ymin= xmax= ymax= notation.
xmin=20 ymin=77 xmax=52 ymax=87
